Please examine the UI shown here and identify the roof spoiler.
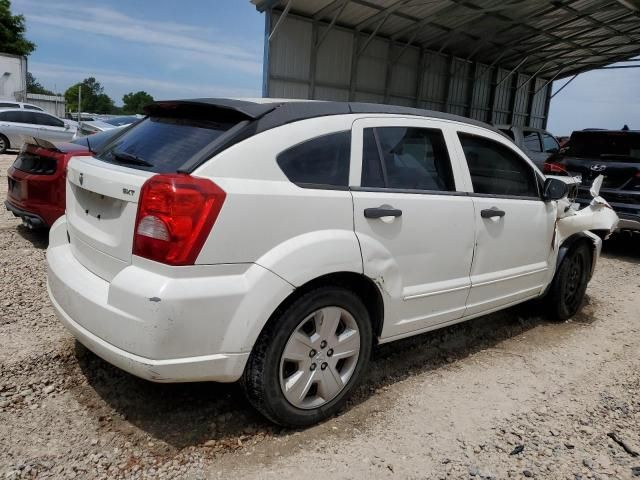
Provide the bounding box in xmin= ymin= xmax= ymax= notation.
xmin=144 ymin=99 xmax=279 ymax=123
xmin=24 ymin=136 xmax=60 ymax=152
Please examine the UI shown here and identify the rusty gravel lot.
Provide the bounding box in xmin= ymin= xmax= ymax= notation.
xmin=1 ymin=152 xmax=639 ymax=479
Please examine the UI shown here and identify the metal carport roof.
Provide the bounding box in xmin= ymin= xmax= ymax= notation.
xmin=251 ymin=0 xmax=640 ymax=129
xmin=253 ymin=0 xmax=640 ymax=80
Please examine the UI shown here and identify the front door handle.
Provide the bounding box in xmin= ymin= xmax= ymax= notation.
xmin=481 ymin=207 xmax=506 ymax=218
xmin=364 ymin=207 xmax=403 ymax=219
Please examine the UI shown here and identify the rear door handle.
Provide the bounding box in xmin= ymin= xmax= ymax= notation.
xmin=481 ymin=207 xmax=506 ymax=218
xmin=364 ymin=207 xmax=403 ymax=219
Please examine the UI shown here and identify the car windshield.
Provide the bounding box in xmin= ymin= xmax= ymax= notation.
xmin=567 ymin=131 xmax=640 ymax=161
xmin=104 ymin=116 xmax=139 ymax=126
xmin=96 ymin=116 xmax=234 ymax=172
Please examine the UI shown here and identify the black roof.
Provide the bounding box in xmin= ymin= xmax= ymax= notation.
xmin=144 ymin=98 xmax=500 ymax=173
xmin=146 ymin=98 xmax=497 ymax=132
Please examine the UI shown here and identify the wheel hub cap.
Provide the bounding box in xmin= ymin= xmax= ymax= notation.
xmin=279 ymin=306 xmax=361 ymax=410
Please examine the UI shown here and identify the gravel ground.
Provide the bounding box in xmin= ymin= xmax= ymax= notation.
xmin=1 ymin=152 xmax=639 ymax=479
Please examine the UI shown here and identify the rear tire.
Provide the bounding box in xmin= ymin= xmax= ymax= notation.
xmin=547 ymin=243 xmax=592 ymax=320
xmin=242 ymin=286 xmax=372 ymax=427
xmin=0 ymin=134 xmax=8 ymax=154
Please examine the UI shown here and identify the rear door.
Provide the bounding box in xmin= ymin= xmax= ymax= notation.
xmin=0 ymin=111 xmax=32 ymax=147
xmin=32 ymin=112 xmax=72 ymax=142
xmin=350 ymin=117 xmax=476 ymax=339
xmin=452 ymin=127 xmax=555 ymax=316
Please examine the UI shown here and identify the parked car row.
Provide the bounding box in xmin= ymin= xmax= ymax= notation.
xmin=545 ymin=129 xmax=640 ymax=232
xmin=5 ymin=98 xmax=611 ymax=428
xmin=0 ymin=108 xmax=139 ymax=154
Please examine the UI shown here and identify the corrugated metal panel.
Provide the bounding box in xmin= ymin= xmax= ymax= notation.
xmin=268 ymin=14 xmax=312 ymax=81
xmin=315 ymin=28 xmax=353 ymax=86
xmin=257 ymin=2 xmax=633 ymax=130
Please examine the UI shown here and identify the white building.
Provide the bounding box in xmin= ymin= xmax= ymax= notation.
xmin=0 ymin=52 xmax=27 ymax=102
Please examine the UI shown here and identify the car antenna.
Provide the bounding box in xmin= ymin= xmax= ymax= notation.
xmin=85 ymin=135 xmax=94 ymax=153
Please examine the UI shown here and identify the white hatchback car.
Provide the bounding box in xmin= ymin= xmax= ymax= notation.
xmin=47 ymin=99 xmax=617 ymax=426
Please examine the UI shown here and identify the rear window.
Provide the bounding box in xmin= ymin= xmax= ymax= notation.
xmin=97 ymin=116 xmax=233 ymax=172
xmin=567 ymin=131 xmax=640 ymax=161
xmin=104 ymin=116 xmax=139 ymax=126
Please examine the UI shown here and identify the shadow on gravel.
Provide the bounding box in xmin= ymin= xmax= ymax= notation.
xmin=74 ymin=298 xmax=573 ymax=451
xmin=601 ymin=232 xmax=640 ymax=264
xmin=15 ymin=224 xmax=48 ymax=250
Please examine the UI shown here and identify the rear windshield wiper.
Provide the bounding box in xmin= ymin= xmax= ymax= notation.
xmin=111 ymin=150 xmax=153 ymax=167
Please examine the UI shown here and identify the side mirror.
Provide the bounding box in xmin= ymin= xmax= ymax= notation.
xmin=542 ymin=177 xmax=569 ymax=201
xmin=64 ymin=123 xmax=70 ymax=130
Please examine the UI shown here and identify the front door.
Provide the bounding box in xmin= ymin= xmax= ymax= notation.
xmin=349 ymin=117 xmax=476 ymax=339
xmin=453 ymin=128 xmax=556 ymax=316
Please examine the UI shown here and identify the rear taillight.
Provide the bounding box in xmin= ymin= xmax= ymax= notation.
xmin=543 ymin=161 xmax=568 ymax=175
xmin=133 ymin=174 xmax=226 ymax=266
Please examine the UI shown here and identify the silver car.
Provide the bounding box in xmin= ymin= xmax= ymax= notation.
xmin=0 ymin=109 xmax=77 ymax=153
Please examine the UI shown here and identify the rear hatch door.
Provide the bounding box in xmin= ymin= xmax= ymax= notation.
xmin=561 ymin=131 xmax=640 ymax=190
xmin=65 ymin=100 xmax=269 ymax=281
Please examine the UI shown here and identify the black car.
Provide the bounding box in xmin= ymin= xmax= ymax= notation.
xmin=545 ymin=129 xmax=640 ymax=232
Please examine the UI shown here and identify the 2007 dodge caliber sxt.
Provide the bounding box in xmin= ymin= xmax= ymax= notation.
xmin=47 ymin=98 xmax=618 ymax=427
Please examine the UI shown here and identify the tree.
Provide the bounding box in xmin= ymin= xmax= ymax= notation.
xmin=0 ymin=0 xmax=35 ymax=56
xmin=64 ymin=77 xmax=114 ymax=114
xmin=26 ymin=72 xmax=54 ymax=95
xmin=122 ymin=91 xmax=154 ymax=114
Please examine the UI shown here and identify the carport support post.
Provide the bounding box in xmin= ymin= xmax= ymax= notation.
xmin=488 ymin=67 xmax=499 ymax=124
xmin=309 ymin=21 xmax=319 ymax=99
xmin=444 ymin=54 xmax=455 ymax=113
xmin=507 ymin=73 xmax=519 ymax=125
xmin=543 ymin=82 xmax=553 ymax=130
xmin=349 ymin=33 xmax=361 ymax=101
xmin=414 ymin=48 xmax=426 ymax=107
xmin=466 ymin=62 xmax=478 ymax=118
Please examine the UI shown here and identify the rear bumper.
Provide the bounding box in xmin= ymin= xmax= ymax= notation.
xmin=4 ymin=200 xmax=47 ymax=228
xmin=46 ymin=216 xmax=294 ymax=383
xmin=6 ymin=167 xmax=65 ymax=227
xmin=47 ymin=280 xmax=249 ymax=383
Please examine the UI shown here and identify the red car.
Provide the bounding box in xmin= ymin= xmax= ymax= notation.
xmin=5 ymin=130 xmax=119 ymax=228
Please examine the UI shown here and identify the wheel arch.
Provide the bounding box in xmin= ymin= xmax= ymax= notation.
xmin=556 ymin=232 xmax=599 ymax=280
xmin=258 ymin=271 xmax=385 ymax=346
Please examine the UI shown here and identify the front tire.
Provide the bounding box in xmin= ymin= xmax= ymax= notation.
xmin=242 ymin=287 xmax=372 ymax=427
xmin=0 ymin=134 xmax=9 ymax=154
xmin=547 ymin=243 xmax=592 ymax=320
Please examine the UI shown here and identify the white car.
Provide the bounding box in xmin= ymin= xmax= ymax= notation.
xmin=0 ymin=108 xmax=77 ymax=153
xmin=46 ymin=99 xmax=618 ymax=427
xmin=0 ymin=100 xmax=45 ymax=111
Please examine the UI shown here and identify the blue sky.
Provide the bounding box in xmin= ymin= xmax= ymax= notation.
xmin=11 ymin=0 xmax=640 ymax=135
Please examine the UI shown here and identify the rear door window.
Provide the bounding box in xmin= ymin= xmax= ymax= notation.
xmin=24 ymin=105 xmax=44 ymax=111
xmin=97 ymin=116 xmax=234 ymax=172
xmin=0 ymin=103 xmax=19 ymax=108
xmin=277 ymin=131 xmax=351 ymax=188
xmin=361 ymin=127 xmax=455 ymax=191
xmin=523 ymin=130 xmax=542 ymax=152
xmin=542 ymin=133 xmax=559 ymax=153
xmin=33 ymin=112 xmax=64 ymax=127
xmin=458 ymin=133 xmax=540 ymax=198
